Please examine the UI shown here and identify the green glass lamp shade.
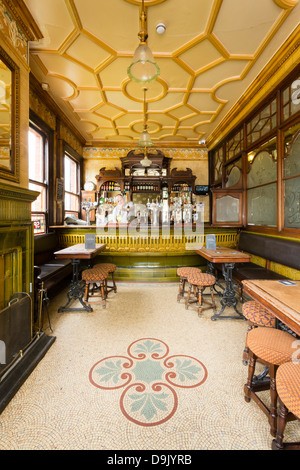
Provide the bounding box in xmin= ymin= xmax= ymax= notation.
xmin=138 ymin=129 xmax=154 ymax=147
xmin=128 ymin=44 xmax=160 ymax=83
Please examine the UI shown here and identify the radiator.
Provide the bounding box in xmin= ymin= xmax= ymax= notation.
xmin=0 ymin=293 xmax=32 ymax=376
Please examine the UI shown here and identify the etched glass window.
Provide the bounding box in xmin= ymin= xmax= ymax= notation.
xmin=247 ymin=137 xmax=277 ymax=227
xmin=247 ymin=184 xmax=277 ymax=227
xmin=213 ymin=146 xmax=223 ymax=183
xmin=247 ymin=98 xmax=277 ymax=146
xmin=247 ymin=150 xmax=277 ymax=188
xmin=225 ymin=128 xmax=244 ymax=161
xmin=282 ymin=77 xmax=300 ymax=122
xmin=283 ymin=125 xmax=300 ymax=229
xmin=284 ymin=127 xmax=300 ymax=178
xmin=225 ymin=158 xmax=242 ymax=188
xmin=284 ymin=177 xmax=300 ymax=229
xmin=216 ymin=195 xmax=240 ymax=223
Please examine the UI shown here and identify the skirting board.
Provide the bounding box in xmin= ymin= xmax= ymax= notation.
xmin=0 ymin=332 xmax=56 ymax=414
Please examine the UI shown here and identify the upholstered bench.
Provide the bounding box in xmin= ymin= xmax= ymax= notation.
xmin=34 ymin=232 xmax=72 ymax=292
xmin=224 ymin=232 xmax=300 ymax=299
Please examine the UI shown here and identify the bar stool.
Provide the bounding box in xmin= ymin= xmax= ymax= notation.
xmin=242 ymin=301 xmax=276 ymax=365
xmin=244 ymin=326 xmax=296 ymax=437
xmin=272 ymin=362 xmax=300 ymax=450
xmin=185 ymin=271 xmax=216 ymax=316
xmin=176 ymin=267 xmax=202 ymax=302
xmin=94 ymin=263 xmax=117 ymax=295
xmin=81 ymin=267 xmax=108 ymax=308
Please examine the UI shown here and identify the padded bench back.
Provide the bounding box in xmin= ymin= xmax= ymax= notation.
xmin=238 ymin=232 xmax=300 ymax=271
xmin=34 ymin=232 xmax=58 ymax=265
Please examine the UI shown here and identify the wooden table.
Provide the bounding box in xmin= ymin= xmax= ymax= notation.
xmin=195 ymin=246 xmax=251 ymax=320
xmin=242 ymin=279 xmax=300 ymax=336
xmin=54 ymin=243 xmax=106 ymax=313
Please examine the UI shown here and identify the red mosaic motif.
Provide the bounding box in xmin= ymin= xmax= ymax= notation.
xmin=89 ymin=338 xmax=208 ymax=426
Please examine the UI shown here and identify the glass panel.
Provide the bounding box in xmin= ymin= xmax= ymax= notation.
xmin=281 ymin=77 xmax=300 ymax=121
xmin=28 ymin=128 xmax=44 ymax=183
xmin=216 ymin=195 xmax=240 ymax=223
xmin=225 ymin=128 xmax=243 ymax=161
xmin=247 ymin=183 xmax=277 ymax=227
xmin=247 ymin=98 xmax=277 ymax=145
xmin=248 ymin=150 xmax=277 ymax=188
xmin=284 ymin=130 xmax=300 ymax=178
xmin=65 ymin=192 xmax=79 ymax=212
xmin=64 ymin=155 xmax=78 ymax=193
xmin=284 ymin=176 xmax=300 ymax=228
xmin=283 ymin=86 xmax=289 ymax=105
xmin=225 ymin=167 xmax=241 ymax=188
xmin=31 ymin=213 xmax=46 ymax=235
xmin=214 ymin=147 xmax=223 ymax=182
xmin=29 ymin=182 xmax=46 ymax=212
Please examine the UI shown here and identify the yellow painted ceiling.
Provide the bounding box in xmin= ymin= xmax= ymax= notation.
xmin=24 ymin=0 xmax=300 ymax=147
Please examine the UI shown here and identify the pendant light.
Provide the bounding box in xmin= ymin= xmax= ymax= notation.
xmin=138 ymin=87 xmax=152 ymax=167
xmin=127 ymin=0 xmax=160 ymax=83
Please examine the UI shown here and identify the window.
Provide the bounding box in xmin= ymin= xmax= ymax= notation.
xmin=247 ymin=137 xmax=277 ymax=227
xmin=283 ymin=124 xmax=300 ymax=229
xmin=64 ymin=152 xmax=80 ymax=218
xmin=246 ymin=98 xmax=277 ymax=146
xmin=282 ymin=77 xmax=300 ymax=122
xmin=28 ymin=125 xmax=48 ymax=235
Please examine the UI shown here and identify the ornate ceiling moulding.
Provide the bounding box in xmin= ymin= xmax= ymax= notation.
xmin=2 ymin=0 xmax=43 ymax=42
xmin=85 ymin=140 xmax=205 ymax=150
xmin=273 ymin=0 xmax=299 ymax=8
xmin=30 ymin=73 xmax=86 ymax=146
xmin=207 ymin=25 xmax=300 ymax=150
xmin=122 ymin=77 xmax=168 ymax=103
xmin=123 ymin=0 xmax=167 ymax=6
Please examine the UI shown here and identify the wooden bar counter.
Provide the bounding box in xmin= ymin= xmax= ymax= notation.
xmin=50 ymin=224 xmax=239 ymax=282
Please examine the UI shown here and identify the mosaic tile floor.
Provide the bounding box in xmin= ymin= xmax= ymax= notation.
xmin=0 ymin=283 xmax=299 ymax=450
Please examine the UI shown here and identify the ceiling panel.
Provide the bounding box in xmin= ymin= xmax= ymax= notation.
xmin=25 ymin=0 xmax=300 ymax=147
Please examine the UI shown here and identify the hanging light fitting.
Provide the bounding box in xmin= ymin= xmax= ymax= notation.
xmin=127 ymin=0 xmax=160 ymax=83
xmin=138 ymin=87 xmax=152 ymax=167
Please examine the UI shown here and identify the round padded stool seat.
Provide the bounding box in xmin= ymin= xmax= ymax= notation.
xmin=82 ymin=267 xmax=108 ymax=282
xmin=177 ymin=267 xmax=202 ymax=278
xmin=242 ymin=301 xmax=276 ymax=328
xmin=246 ymin=327 xmax=295 ymax=365
xmin=276 ymin=363 xmax=300 ymax=419
xmin=94 ymin=263 xmax=116 ymax=273
xmin=187 ymin=272 xmax=216 ymax=287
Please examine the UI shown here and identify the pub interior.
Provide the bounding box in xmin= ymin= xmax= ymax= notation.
xmin=0 ymin=0 xmax=300 ymax=452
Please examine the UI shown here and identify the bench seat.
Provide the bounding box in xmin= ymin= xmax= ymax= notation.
xmin=232 ymin=262 xmax=289 ymax=283
xmin=214 ymin=231 xmax=300 ymax=299
xmin=34 ymin=233 xmax=72 ymax=293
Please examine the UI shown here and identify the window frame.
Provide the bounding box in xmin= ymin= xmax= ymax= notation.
xmin=210 ymin=67 xmax=300 ymax=236
xmin=28 ymin=120 xmax=50 ymax=235
xmin=63 ymin=144 xmax=81 ymax=219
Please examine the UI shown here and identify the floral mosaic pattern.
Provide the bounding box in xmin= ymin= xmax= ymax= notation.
xmin=89 ymin=338 xmax=208 ymax=426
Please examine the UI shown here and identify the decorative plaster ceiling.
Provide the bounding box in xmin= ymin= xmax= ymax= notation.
xmin=25 ymin=0 xmax=300 ymax=147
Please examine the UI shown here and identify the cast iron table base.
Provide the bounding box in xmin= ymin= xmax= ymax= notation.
xmin=58 ymin=259 xmax=92 ymax=313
